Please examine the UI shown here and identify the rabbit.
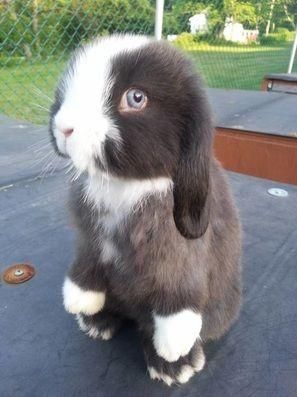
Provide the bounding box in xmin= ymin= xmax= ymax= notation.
xmin=49 ymin=34 xmax=242 ymax=386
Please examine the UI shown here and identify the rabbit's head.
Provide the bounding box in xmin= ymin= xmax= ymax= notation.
xmin=50 ymin=35 xmax=213 ymax=239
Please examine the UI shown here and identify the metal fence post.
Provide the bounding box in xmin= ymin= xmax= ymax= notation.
xmin=155 ymin=0 xmax=164 ymax=40
xmin=287 ymin=29 xmax=297 ymax=74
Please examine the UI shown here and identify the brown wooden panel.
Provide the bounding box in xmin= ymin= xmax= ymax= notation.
xmin=261 ymin=78 xmax=297 ymax=94
xmin=261 ymin=78 xmax=269 ymax=91
xmin=214 ymin=127 xmax=297 ymax=185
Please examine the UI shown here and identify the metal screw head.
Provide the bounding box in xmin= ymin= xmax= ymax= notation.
xmin=2 ymin=263 xmax=35 ymax=284
xmin=267 ymin=188 xmax=288 ymax=197
xmin=14 ymin=269 xmax=24 ymax=277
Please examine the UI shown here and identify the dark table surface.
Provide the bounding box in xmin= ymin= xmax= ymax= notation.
xmin=265 ymin=73 xmax=297 ymax=82
xmin=1 ymin=116 xmax=297 ymax=397
xmin=207 ymin=88 xmax=297 ymax=137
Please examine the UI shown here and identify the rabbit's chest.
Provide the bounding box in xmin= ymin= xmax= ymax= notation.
xmin=85 ymin=176 xmax=177 ymax=289
xmin=96 ymin=211 xmax=124 ymax=264
xmin=96 ymin=209 xmax=159 ymax=275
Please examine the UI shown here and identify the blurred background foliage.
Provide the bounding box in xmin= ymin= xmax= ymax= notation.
xmin=0 ymin=0 xmax=296 ymax=123
xmin=1 ymin=0 xmax=296 ymax=60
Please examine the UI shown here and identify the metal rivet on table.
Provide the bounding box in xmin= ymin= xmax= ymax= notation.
xmin=2 ymin=263 xmax=35 ymax=284
xmin=267 ymin=188 xmax=288 ymax=198
xmin=14 ymin=269 xmax=24 ymax=277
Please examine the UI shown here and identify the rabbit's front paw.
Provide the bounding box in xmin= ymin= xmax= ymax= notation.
xmin=153 ymin=309 xmax=202 ymax=362
xmin=146 ymin=341 xmax=205 ymax=386
xmin=63 ymin=278 xmax=105 ymax=315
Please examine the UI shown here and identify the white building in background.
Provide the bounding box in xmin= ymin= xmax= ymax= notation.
xmin=223 ymin=18 xmax=259 ymax=44
xmin=189 ymin=13 xmax=208 ymax=34
xmin=167 ymin=35 xmax=178 ymax=42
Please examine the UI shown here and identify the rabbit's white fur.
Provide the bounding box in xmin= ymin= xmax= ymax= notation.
xmin=63 ymin=278 xmax=105 ymax=315
xmin=153 ymin=310 xmax=203 ymax=362
xmin=85 ymin=174 xmax=172 ymax=220
xmin=53 ymin=35 xmax=149 ymax=174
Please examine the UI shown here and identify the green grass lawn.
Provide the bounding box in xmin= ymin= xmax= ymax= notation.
xmin=0 ymin=57 xmax=67 ymax=125
xmin=0 ymin=42 xmax=296 ymax=125
xmin=187 ymin=42 xmax=296 ymax=90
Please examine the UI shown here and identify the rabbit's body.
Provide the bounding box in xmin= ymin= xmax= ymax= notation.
xmin=50 ymin=35 xmax=242 ymax=385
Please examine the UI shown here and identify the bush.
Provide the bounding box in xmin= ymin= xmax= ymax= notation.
xmin=276 ymin=28 xmax=294 ymax=42
xmin=173 ymin=32 xmax=246 ymax=49
xmin=163 ymin=11 xmax=180 ymax=35
xmin=194 ymin=33 xmax=241 ymax=46
xmin=173 ymin=32 xmax=197 ymax=48
xmin=260 ymin=28 xmax=294 ymax=46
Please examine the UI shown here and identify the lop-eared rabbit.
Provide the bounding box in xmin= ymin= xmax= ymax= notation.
xmin=50 ymin=35 xmax=242 ymax=386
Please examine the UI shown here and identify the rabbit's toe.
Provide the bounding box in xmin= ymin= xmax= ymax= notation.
xmin=76 ymin=311 xmax=122 ymax=341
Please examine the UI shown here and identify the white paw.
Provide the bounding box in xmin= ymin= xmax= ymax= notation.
xmin=63 ymin=278 xmax=105 ymax=315
xmin=76 ymin=314 xmax=113 ymax=340
xmin=153 ymin=309 xmax=202 ymax=362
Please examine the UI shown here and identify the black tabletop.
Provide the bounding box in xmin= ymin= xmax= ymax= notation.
xmin=207 ymin=88 xmax=297 ymax=138
xmin=265 ymin=73 xmax=297 ymax=82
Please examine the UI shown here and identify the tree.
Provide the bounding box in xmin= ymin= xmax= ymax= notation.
xmin=265 ymin=0 xmax=276 ymax=35
xmin=251 ymin=0 xmax=296 ymax=34
xmin=163 ymin=0 xmax=226 ymax=35
xmin=279 ymin=0 xmax=297 ymax=29
xmin=224 ymin=1 xmax=258 ymax=28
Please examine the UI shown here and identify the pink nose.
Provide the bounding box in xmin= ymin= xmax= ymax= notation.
xmin=62 ymin=127 xmax=74 ymax=137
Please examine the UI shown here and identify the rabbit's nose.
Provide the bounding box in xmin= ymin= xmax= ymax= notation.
xmin=62 ymin=127 xmax=74 ymax=138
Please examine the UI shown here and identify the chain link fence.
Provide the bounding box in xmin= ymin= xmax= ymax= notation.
xmin=1 ymin=0 xmax=296 ymax=125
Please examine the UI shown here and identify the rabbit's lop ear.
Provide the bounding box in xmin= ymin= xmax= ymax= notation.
xmin=173 ymin=93 xmax=213 ymax=240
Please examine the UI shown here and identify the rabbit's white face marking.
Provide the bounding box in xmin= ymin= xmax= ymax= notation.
xmin=153 ymin=310 xmax=202 ymax=362
xmin=53 ymin=35 xmax=150 ymax=174
xmin=62 ymin=278 xmax=105 ymax=315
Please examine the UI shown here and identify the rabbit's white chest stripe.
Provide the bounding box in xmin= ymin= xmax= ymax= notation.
xmin=153 ymin=310 xmax=202 ymax=362
xmin=62 ymin=278 xmax=105 ymax=315
xmin=85 ymin=174 xmax=173 ymax=231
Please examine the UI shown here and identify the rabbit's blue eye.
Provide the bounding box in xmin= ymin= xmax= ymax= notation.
xmin=119 ymin=88 xmax=147 ymax=113
xmin=126 ymin=89 xmax=146 ymax=109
